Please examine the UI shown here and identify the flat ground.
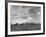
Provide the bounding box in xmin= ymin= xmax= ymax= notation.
xmin=11 ymin=23 xmax=41 ymax=31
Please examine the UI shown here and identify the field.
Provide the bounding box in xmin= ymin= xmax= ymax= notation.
xmin=11 ymin=23 xmax=41 ymax=31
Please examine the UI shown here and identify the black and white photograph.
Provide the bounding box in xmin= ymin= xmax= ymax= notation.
xmin=8 ymin=2 xmax=45 ymax=35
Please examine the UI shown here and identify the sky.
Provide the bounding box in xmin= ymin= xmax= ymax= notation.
xmin=10 ymin=5 xmax=41 ymax=24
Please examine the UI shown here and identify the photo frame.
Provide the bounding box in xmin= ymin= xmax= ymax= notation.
xmin=5 ymin=1 xmax=45 ymax=37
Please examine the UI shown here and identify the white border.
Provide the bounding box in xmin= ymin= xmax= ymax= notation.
xmin=8 ymin=3 xmax=43 ymax=35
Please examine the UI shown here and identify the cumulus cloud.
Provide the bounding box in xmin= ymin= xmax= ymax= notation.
xmin=10 ymin=5 xmax=41 ymax=25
